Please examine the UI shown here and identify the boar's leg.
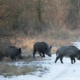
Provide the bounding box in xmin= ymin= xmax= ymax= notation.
xmin=43 ymin=53 xmax=45 ymax=57
xmin=73 ymin=58 xmax=76 ymax=63
xmin=39 ymin=53 xmax=43 ymax=57
xmin=10 ymin=56 xmax=15 ymax=60
xmin=33 ymin=49 xmax=36 ymax=58
xmin=55 ymin=56 xmax=60 ymax=63
xmin=70 ymin=57 xmax=75 ymax=64
xmin=60 ymin=57 xmax=63 ymax=63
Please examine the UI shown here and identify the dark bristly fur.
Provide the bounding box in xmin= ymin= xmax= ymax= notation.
xmin=5 ymin=46 xmax=22 ymax=60
xmin=33 ymin=42 xmax=52 ymax=58
xmin=55 ymin=46 xmax=80 ymax=64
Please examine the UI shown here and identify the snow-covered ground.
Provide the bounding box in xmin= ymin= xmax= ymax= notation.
xmin=0 ymin=42 xmax=80 ymax=80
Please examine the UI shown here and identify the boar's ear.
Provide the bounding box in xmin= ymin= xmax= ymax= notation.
xmin=50 ymin=46 xmax=52 ymax=49
xmin=18 ymin=48 xmax=21 ymax=52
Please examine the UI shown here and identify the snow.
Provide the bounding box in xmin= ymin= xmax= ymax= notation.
xmin=0 ymin=42 xmax=80 ymax=80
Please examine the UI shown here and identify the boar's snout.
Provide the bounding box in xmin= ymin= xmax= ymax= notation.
xmin=47 ymin=53 xmax=51 ymax=57
xmin=78 ymin=58 xmax=80 ymax=60
xmin=18 ymin=55 xmax=23 ymax=59
xmin=49 ymin=54 xmax=51 ymax=57
xmin=77 ymin=57 xmax=80 ymax=60
xmin=76 ymin=55 xmax=80 ymax=60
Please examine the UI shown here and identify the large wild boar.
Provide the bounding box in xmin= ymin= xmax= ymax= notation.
xmin=33 ymin=42 xmax=52 ymax=58
xmin=55 ymin=46 xmax=80 ymax=64
xmin=5 ymin=46 xmax=22 ymax=60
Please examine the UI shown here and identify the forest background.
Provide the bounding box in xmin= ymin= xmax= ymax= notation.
xmin=0 ymin=0 xmax=80 ymax=54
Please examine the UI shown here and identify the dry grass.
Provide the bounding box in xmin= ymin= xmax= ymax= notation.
xmin=0 ymin=55 xmax=49 ymax=77
xmin=0 ymin=62 xmax=40 ymax=77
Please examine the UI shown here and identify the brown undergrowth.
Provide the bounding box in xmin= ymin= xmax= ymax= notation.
xmin=10 ymin=27 xmax=80 ymax=55
xmin=0 ymin=56 xmax=46 ymax=77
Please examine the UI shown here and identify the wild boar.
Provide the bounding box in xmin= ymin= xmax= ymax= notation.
xmin=5 ymin=46 xmax=22 ymax=60
xmin=55 ymin=46 xmax=80 ymax=64
xmin=33 ymin=42 xmax=52 ymax=58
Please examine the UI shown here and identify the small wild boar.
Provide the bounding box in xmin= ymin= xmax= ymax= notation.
xmin=55 ymin=46 xmax=80 ymax=64
xmin=5 ymin=46 xmax=22 ymax=60
xmin=33 ymin=42 xmax=52 ymax=58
